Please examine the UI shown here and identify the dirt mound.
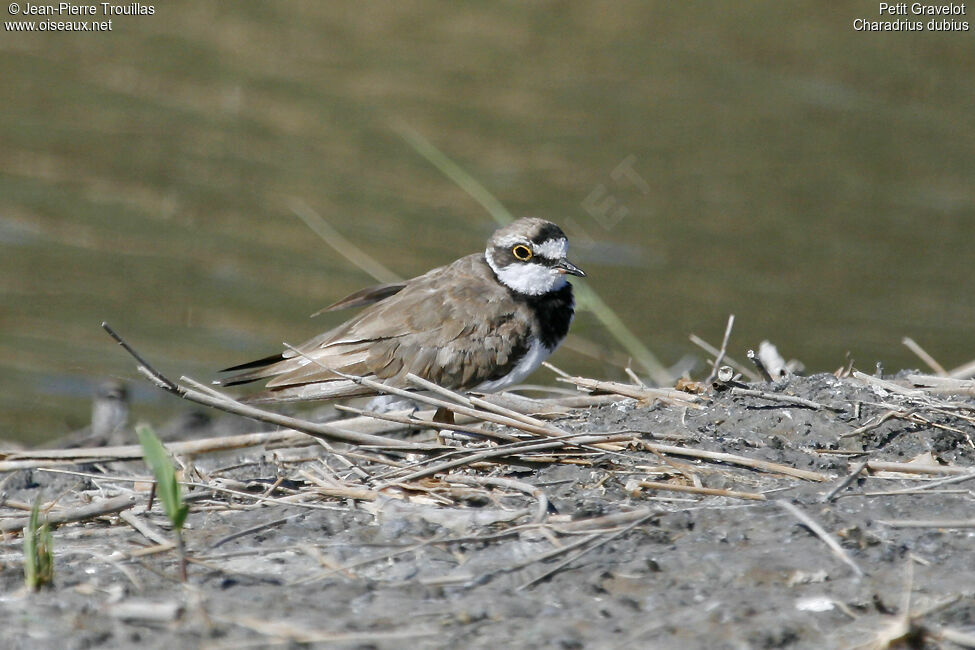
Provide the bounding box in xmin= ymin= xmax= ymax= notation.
xmin=2 ymin=372 xmax=974 ymax=648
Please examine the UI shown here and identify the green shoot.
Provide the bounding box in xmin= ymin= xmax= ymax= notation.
xmin=23 ymin=496 xmax=54 ymax=591
xmin=137 ymin=423 xmax=189 ymax=580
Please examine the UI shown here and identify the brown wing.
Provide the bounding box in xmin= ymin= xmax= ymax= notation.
xmin=243 ymin=254 xmax=532 ymax=399
xmin=310 ymin=282 xmax=407 ymax=315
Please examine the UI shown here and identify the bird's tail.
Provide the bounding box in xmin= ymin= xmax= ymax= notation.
xmin=215 ymin=352 xmax=286 ymax=386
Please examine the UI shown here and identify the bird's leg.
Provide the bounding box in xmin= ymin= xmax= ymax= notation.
xmin=433 ymin=407 xmax=455 ymax=425
xmin=433 ymin=406 xmax=455 ymax=445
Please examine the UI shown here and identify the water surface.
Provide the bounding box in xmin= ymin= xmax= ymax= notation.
xmin=2 ymin=1 xmax=973 ymax=442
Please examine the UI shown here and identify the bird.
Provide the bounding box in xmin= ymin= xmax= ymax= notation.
xmin=47 ymin=380 xmax=131 ymax=449
xmin=91 ymin=380 xmax=130 ymax=443
xmin=217 ymin=218 xmax=586 ymax=406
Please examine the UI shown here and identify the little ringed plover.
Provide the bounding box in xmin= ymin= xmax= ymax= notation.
xmin=218 ymin=218 xmax=585 ymax=404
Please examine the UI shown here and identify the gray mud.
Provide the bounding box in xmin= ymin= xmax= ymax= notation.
xmin=2 ymin=373 xmax=975 ymax=649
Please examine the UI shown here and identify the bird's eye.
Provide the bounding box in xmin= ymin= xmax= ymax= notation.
xmin=512 ymin=244 xmax=533 ymax=261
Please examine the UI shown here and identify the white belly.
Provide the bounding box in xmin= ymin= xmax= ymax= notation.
xmin=473 ymin=339 xmax=553 ymax=393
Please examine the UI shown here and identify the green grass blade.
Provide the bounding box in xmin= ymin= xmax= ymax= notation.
xmin=394 ymin=123 xmax=515 ymax=228
xmin=137 ymin=424 xmax=188 ymax=532
xmin=572 ymin=283 xmax=669 ymax=383
xmin=24 ymin=496 xmax=54 ymax=591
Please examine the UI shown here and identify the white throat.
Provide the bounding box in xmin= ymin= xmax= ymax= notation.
xmin=485 ymin=249 xmax=567 ymax=296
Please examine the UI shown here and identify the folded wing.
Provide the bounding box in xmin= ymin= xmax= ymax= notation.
xmin=218 ymin=255 xmax=532 ymax=402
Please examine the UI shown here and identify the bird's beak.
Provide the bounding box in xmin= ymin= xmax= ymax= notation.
xmin=556 ymin=259 xmax=586 ymax=277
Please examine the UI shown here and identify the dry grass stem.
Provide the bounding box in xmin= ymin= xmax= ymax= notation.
xmin=517 ymin=512 xmax=655 ymax=590
xmin=729 ymin=387 xmax=845 ymax=412
xmin=901 ymin=337 xmax=948 ymax=376
xmin=823 ymin=461 xmax=870 ymax=502
xmin=445 ymin=474 xmax=549 ymax=522
xmin=641 ymin=442 xmax=831 ymax=482
xmin=375 ymin=432 xmax=637 ymax=485
xmin=637 ymin=480 xmax=766 ymax=501
xmin=840 ymin=409 xmax=918 ymax=439
xmin=289 ymin=199 xmax=402 ymax=285
xmin=905 ymin=374 xmax=975 ymax=396
xmin=333 ymin=404 xmax=519 ymax=443
xmin=747 ymin=348 xmax=774 ymax=383
xmin=119 ymin=510 xmax=172 ymax=547
xmin=776 ymin=500 xmax=864 ymax=577
xmin=851 ymin=371 xmax=926 ymax=397
xmin=213 ymin=612 xmax=435 ymax=644
xmin=689 ymin=333 xmax=760 ymax=382
xmin=947 ymin=358 xmax=975 ymax=380
xmin=705 ymin=314 xmax=736 ymax=384
xmin=1 ymin=495 xmax=136 ymax=533
xmin=557 ymin=375 xmax=703 ymax=408
xmin=875 ymin=518 xmax=975 ymax=529
xmin=865 ymin=461 xmax=974 ymax=476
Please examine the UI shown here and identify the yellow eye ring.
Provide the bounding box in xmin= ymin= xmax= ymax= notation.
xmin=512 ymin=244 xmax=533 ymax=261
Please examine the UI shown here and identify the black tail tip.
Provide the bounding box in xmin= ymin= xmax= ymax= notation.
xmin=219 ymin=352 xmax=285 ymax=374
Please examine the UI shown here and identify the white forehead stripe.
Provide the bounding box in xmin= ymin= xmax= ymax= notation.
xmin=536 ymin=237 xmax=568 ymax=260
xmin=492 ymin=235 xmax=524 ymax=249
xmin=492 ymin=235 xmax=568 ymax=260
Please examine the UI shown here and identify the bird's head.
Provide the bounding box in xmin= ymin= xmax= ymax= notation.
xmin=485 ymin=218 xmax=585 ymax=296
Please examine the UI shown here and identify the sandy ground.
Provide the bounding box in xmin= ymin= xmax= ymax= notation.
xmin=2 ymin=372 xmax=975 ymax=649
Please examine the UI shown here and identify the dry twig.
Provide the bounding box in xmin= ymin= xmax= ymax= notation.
xmin=636 ymin=480 xmax=766 ymax=501
xmin=0 ymin=494 xmax=136 ymax=533
xmin=641 ymin=442 xmax=830 ymax=482
xmin=688 ymin=333 xmax=760 ymax=382
xmin=902 ymin=337 xmax=947 ymax=376
xmin=776 ymin=500 xmax=864 ymax=577
xmin=705 ymin=314 xmax=736 ymax=385
xmin=729 ymin=387 xmax=845 ymax=412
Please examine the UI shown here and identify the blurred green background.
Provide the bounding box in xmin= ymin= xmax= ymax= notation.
xmin=2 ymin=1 xmax=973 ymax=443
